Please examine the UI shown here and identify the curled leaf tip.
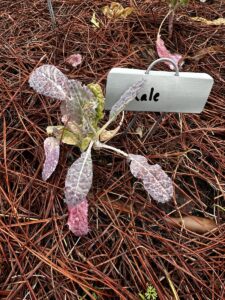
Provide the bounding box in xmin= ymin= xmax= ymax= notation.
xmin=156 ymin=35 xmax=183 ymax=70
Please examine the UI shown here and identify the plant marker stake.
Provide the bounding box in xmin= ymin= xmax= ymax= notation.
xmin=106 ymin=57 xmax=213 ymax=113
xmin=142 ymin=112 xmax=167 ymax=143
xmin=106 ymin=57 xmax=213 ymax=141
xmin=137 ymin=59 xmax=178 ymax=141
xmin=47 ymin=0 xmax=56 ymax=29
xmin=124 ymin=58 xmax=179 ymax=136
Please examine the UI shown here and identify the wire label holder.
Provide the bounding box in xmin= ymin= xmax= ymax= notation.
xmin=105 ymin=58 xmax=214 ymax=113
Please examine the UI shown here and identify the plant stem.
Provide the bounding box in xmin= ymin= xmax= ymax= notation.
xmin=158 ymin=2 xmax=180 ymax=38
xmin=94 ymin=141 xmax=128 ymax=157
xmin=97 ymin=111 xmax=124 ymax=138
xmin=157 ymin=9 xmax=173 ymax=37
xmin=97 ymin=118 xmax=115 ymax=137
xmin=87 ymin=140 xmax=94 ymax=152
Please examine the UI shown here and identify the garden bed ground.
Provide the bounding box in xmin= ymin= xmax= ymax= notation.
xmin=0 ymin=0 xmax=225 ymax=299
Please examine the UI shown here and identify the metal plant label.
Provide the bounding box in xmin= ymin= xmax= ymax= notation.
xmin=105 ymin=68 xmax=214 ymax=113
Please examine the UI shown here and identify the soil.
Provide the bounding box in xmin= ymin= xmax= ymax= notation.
xmin=0 ymin=1 xmax=225 ymax=299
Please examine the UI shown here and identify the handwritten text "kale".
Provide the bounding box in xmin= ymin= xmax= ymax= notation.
xmin=135 ymin=88 xmax=160 ymax=102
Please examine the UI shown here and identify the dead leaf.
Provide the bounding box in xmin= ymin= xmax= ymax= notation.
xmin=187 ymin=46 xmax=225 ymax=62
xmin=100 ymin=126 xmax=120 ymax=142
xmin=46 ymin=126 xmax=79 ymax=145
xmin=156 ymin=35 xmax=183 ymax=70
xmin=166 ymin=215 xmax=217 ymax=234
xmin=102 ymin=2 xmax=134 ymax=20
xmin=100 ymin=112 xmax=124 ymax=142
xmin=135 ymin=126 xmax=143 ymax=138
xmin=47 ymin=125 xmax=64 ymax=135
xmin=91 ymin=12 xmax=100 ymax=28
xmin=66 ymin=54 xmax=82 ymax=67
xmin=191 ymin=17 xmax=225 ymax=26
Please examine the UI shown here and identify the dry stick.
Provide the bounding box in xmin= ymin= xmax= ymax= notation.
xmin=47 ymin=0 xmax=56 ymax=29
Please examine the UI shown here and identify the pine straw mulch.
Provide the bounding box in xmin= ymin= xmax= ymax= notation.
xmin=0 ymin=0 xmax=225 ymax=299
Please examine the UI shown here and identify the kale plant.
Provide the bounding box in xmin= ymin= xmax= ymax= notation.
xmin=29 ymin=65 xmax=173 ymax=236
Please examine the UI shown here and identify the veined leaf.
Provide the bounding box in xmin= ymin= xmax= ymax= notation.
xmin=42 ymin=137 xmax=60 ymax=181
xmin=109 ymin=79 xmax=144 ymax=119
xmin=61 ymin=80 xmax=98 ymax=134
xmin=60 ymin=80 xmax=83 ymax=126
xmin=29 ymin=65 xmax=69 ymax=101
xmin=67 ymin=198 xmax=89 ymax=236
xmin=129 ymin=154 xmax=173 ymax=203
xmin=65 ymin=149 xmax=93 ymax=206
